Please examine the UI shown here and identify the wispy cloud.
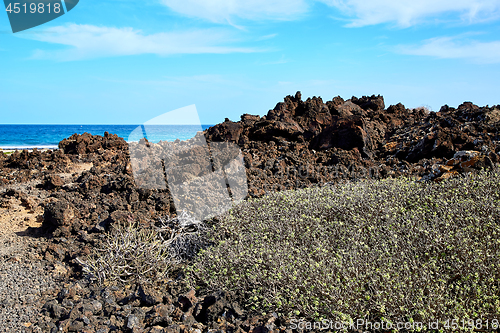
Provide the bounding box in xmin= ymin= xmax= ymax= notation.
xmin=160 ymin=0 xmax=308 ymax=23
xmin=318 ymin=0 xmax=500 ymax=27
xmin=19 ymin=24 xmax=258 ymax=61
xmin=256 ymin=33 xmax=279 ymax=41
xmin=397 ymin=35 xmax=500 ymax=63
xmin=159 ymin=0 xmax=500 ymax=28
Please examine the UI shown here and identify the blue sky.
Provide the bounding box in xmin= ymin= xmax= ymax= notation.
xmin=1 ymin=0 xmax=500 ymax=124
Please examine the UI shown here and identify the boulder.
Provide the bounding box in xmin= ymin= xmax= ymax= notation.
xmin=351 ymin=94 xmax=385 ymax=112
xmin=423 ymin=151 xmax=494 ymax=182
xmin=43 ymin=200 xmax=75 ymax=229
xmin=312 ymin=116 xmax=374 ymax=158
xmin=44 ymin=174 xmax=65 ymax=190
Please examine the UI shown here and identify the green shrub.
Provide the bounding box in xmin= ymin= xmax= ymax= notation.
xmin=186 ymin=169 xmax=500 ymax=328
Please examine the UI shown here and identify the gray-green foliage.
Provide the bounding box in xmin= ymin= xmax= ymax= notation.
xmin=187 ymin=170 xmax=500 ymax=327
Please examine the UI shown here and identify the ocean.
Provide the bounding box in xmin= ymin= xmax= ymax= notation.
xmin=0 ymin=124 xmax=214 ymax=149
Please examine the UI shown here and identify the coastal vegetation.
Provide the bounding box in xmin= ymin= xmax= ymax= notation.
xmin=86 ymin=168 xmax=500 ymax=328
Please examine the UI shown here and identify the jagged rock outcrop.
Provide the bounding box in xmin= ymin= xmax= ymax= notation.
xmin=204 ymin=93 xmax=430 ymax=157
xmin=59 ymin=131 xmax=128 ymax=155
xmin=1 ymin=92 xmax=498 ymax=238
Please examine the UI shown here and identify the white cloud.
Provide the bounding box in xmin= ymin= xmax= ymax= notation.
xmin=20 ymin=24 xmax=257 ymax=61
xmin=398 ymin=36 xmax=500 ymax=63
xmin=256 ymin=33 xmax=279 ymax=41
xmin=318 ymin=0 xmax=500 ymax=27
xmin=160 ymin=0 xmax=308 ymax=23
xmin=159 ymin=0 xmax=500 ymax=27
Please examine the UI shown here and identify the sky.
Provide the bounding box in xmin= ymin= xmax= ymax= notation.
xmin=1 ymin=0 xmax=500 ymax=125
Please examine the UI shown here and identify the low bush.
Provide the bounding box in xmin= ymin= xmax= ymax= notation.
xmin=187 ymin=169 xmax=500 ymax=328
xmin=81 ymin=212 xmax=207 ymax=286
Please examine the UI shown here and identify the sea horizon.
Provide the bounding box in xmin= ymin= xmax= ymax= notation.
xmin=0 ymin=124 xmax=214 ymax=150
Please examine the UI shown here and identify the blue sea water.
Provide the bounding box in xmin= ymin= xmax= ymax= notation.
xmin=0 ymin=124 xmax=214 ymax=149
